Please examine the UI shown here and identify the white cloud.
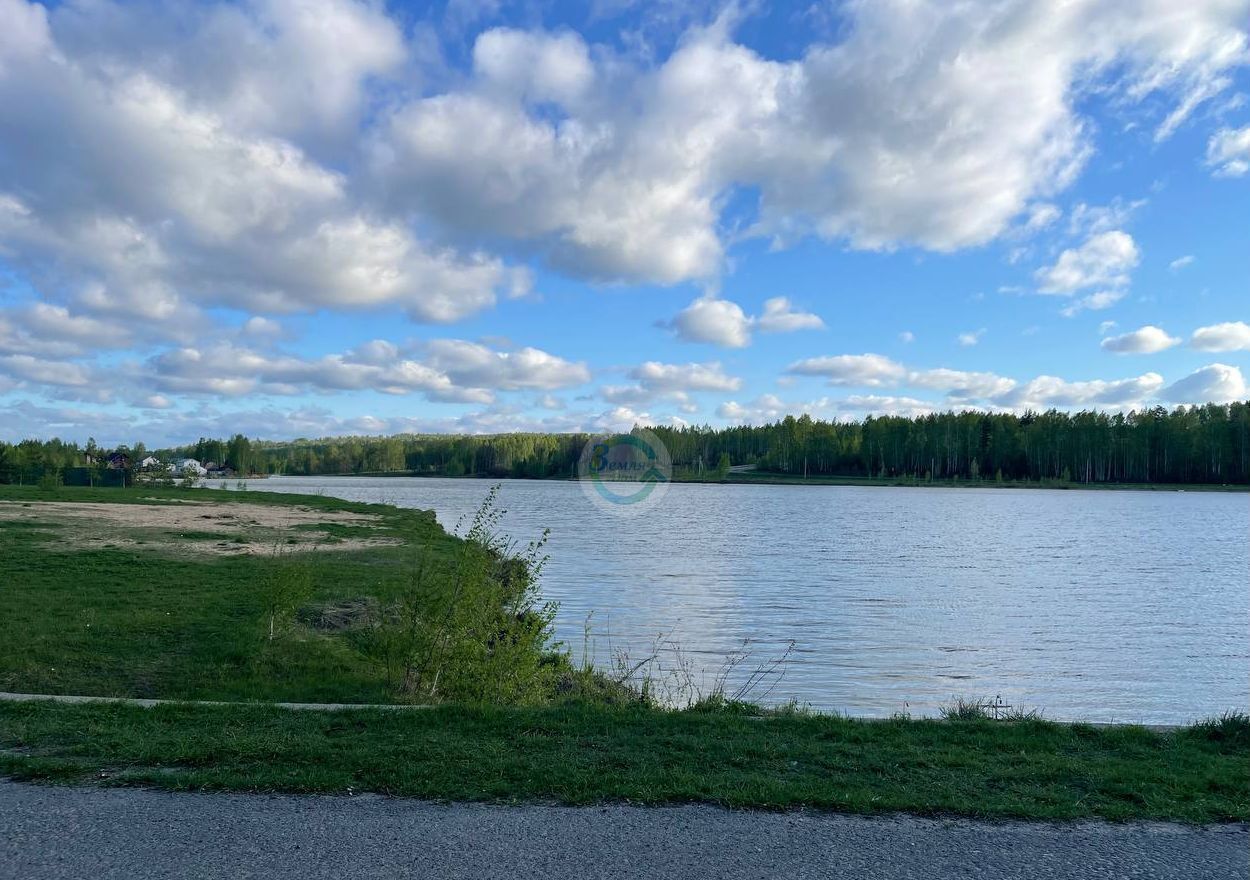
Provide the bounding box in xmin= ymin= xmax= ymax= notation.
xmin=1191 ymin=321 xmax=1250 ymax=352
xmin=668 ymin=295 xmax=823 ymax=347
xmin=756 ymin=298 xmax=824 ymax=333
xmin=788 ymin=353 xmax=908 ymax=387
xmin=899 ymin=331 xmax=915 ymax=343
xmin=1036 ymin=231 xmax=1140 ymax=294
xmin=242 ymin=316 xmax=284 ymax=339
xmin=1169 ymin=255 xmax=1195 ymax=272
xmin=0 ymin=353 xmax=94 ymax=388
xmin=1100 ymin=325 xmax=1182 ymax=354
xmin=1099 ymin=320 xmax=1118 ymax=335
xmin=1022 ymin=203 xmax=1061 ymax=233
xmin=716 ymin=393 xmax=939 ymax=424
xmin=0 ymin=0 xmax=524 ymax=326
xmin=908 ymin=369 xmax=1017 ymax=402
xmin=1206 ymin=126 xmax=1250 ymax=177
xmin=994 ymin=372 xmax=1165 ymax=410
xmin=0 ymin=0 xmax=1243 ymax=335
xmin=1163 ymin=363 xmax=1247 ymax=403
xmin=716 ymin=394 xmax=791 ymax=423
xmin=1066 ymin=199 xmax=1147 ymax=237
xmin=374 ymin=1 xmax=1247 ymax=282
xmin=144 ymin=339 xmax=588 ymax=403
xmin=1061 ymin=290 xmax=1126 ymax=317
xmin=670 ymin=296 xmax=752 ymax=348
xmin=423 ymin=340 xmax=591 ymax=391
xmin=628 ymin=361 xmax=741 ymax=393
xmin=957 ymin=328 xmax=986 ymax=347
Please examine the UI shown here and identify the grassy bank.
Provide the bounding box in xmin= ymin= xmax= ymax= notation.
xmin=2 ymin=700 xmax=1247 ymax=822
xmin=0 ymin=484 xmax=507 ymax=703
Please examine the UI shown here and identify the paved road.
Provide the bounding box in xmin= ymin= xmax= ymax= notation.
xmin=1 ymin=781 xmax=1245 ymax=879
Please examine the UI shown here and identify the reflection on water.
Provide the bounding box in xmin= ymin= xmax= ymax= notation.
xmin=250 ymin=476 xmax=1249 ymax=724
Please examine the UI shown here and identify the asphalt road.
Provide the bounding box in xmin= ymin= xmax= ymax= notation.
xmin=1 ymin=781 xmax=1245 ymax=880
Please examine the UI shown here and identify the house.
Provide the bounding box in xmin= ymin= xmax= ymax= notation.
xmin=173 ymin=458 xmax=207 ymax=476
xmin=139 ymin=456 xmax=164 ymax=470
xmin=106 ymin=452 xmax=131 ymax=470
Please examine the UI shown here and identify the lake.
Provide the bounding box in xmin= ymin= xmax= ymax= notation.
xmin=244 ymin=475 xmax=1248 ymax=724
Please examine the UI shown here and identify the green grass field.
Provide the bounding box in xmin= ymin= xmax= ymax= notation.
xmin=0 ymin=484 xmax=461 ymax=703
xmin=1 ymin=484 xmax=1247 ymax=821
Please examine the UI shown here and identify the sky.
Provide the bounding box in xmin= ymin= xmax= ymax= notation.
xmin=0 ymin=0 xmax=1248 ymax=447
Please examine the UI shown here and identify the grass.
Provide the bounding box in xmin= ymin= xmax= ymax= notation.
xmin=0 ymin=484 xmax=460 ymax=704
xmin=2 ymin=483 xmax=1247 ymax=822
xmin=0 ymin=701 xmax=1246 ymax=822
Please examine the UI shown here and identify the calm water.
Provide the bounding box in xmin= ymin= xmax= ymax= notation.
xmin=247 ymin=476 xmax=1248 ymax=723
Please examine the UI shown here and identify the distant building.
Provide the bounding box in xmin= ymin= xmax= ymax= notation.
xmin=139 ymin=456 xmax=164 ymax=470
xmin=173 ymin=458 xmax=207 ymax=476
xmin=106 ymin=452 xmax=131 ymax=470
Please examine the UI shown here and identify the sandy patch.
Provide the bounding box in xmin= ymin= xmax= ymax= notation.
xmin=0 ymin=500 xmax=401 ymax=556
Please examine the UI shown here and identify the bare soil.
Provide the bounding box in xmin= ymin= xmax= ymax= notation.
xmin=0 ymin=500 xmax=400 ymax=556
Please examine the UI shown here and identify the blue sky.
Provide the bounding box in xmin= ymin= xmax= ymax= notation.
xmin=0 ymin=0 xmax=1247 ymax=446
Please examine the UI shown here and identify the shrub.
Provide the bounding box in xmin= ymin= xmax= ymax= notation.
xmin=350 ymin=485 xmax=558 ymax=705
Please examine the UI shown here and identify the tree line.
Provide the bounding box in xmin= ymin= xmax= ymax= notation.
xmin=3 ymin=404 xmax=1248 ymax=487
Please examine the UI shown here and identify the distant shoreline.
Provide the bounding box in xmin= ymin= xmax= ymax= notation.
xmin=262 ymin=471 xmax=1250 ymax=493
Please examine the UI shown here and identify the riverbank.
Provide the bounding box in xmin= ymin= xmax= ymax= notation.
xmin=1 ymin=485 xmax=1246 ymax=821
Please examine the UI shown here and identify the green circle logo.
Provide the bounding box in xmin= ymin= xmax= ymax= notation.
xmin=578 ymin=430 xmax=671 ymax=513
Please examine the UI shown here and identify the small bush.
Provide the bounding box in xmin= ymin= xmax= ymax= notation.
xmin=349 ymin=485 xmax=559 ymax=705
xmin=940 ymin=695 xmax=1039 ymax=722
xmin=1185 ymin=711 xmax=1250 ymax=746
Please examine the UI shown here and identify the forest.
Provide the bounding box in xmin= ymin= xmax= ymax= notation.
xmin=2 ymin=403 xmax=1247 ymax=487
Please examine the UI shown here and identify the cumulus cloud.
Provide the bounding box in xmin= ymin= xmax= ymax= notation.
xmin=374 ymin=1 xmax=1247 ymax=282
xmin=0 ymin=397 xmax=687 ymax=446
xmin=783 ymin=351 xmax=1192 ymax=412
xmin=668 ymin=295 xmax=823 ymax=347
xmin=716 ymin=393 xmax=939 ymax=424
xmin=628 ymin=361 xmax=741 ymax=393
xmin=669 ymin=297 xmax=753 ymax=348
xmin=144 ymin=339 xmax=589 ymax=403
xmin=1191 ymin=321 xmax=1250 ymax=352
xmin=1163 ymin=363 xmax=1247 ymax=403
xmin=1060 ymin=290 xmax=1126 ymax=317
xmin=957 ymin=329 xmax=986 ymax=347
xmin=1206 ymin=126 xmax=1250 ymax=176
xmin=787 ymin=354 xmax=908 ymax=387
xmin=0 ymin=0 xmax=525 ymax=326
xmin=756 ymin=298 xmax=825 ymax=333
xmin=602 ymin=360 xmax=741 ymax=410
xmin=908 ymin=369 xmax=1017 ymax=402
xmin=0 ymin=353 xmax=94 ymax=388
xmin=993 ymin=372 xmax=1165 ymax=410
xmin=1036 ymin=231 xmax=1140 ymax=294
xmin=1100 ymin=325 xmax=1182 ymax=354
xmin=1 ymin=0 xmax=1244 ymax=322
